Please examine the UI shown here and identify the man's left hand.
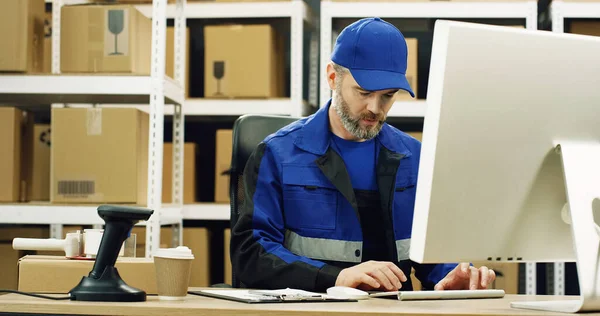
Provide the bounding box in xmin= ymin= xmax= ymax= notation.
xmin=434 ymin=263 xmax=496 ymax=291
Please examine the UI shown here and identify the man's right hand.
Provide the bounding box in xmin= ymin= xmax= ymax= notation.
xmin=335 ymin=261 xmax=408 ymax=291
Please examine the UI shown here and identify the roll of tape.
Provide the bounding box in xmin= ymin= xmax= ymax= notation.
xmin=83 ymin=229 xmax=125 ymax=258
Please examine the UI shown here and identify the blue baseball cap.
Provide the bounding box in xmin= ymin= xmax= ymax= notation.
xmin=331 ymin=17 xmax=415 ymax=97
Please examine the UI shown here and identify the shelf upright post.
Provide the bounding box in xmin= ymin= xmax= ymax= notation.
xmin=146 ymin=0 xmax=168 ymax=258
xmin=171 ymin=0 xmax=187 ymax=247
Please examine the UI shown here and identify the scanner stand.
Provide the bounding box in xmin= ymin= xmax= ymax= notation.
xmin=69 ymin=205 xmax=153 ymax=302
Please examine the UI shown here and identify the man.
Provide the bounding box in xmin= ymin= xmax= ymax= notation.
xmin=231 ymin=17 xmax=495 ymax=292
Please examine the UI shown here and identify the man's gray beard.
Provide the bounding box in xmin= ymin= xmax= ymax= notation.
xmin=332 ymin=87 xmax=383 ymax=140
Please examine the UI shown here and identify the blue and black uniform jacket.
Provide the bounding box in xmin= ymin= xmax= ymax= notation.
xmin=231 ymin=100 xmax=456 ymax=292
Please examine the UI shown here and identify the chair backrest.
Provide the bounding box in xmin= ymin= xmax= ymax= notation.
xmin=228 ymin=114 xmax=300 ymax=287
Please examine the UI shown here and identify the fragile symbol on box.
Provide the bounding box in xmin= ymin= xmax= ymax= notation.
xmin=105 ymin=9 xmax=129 ymax=56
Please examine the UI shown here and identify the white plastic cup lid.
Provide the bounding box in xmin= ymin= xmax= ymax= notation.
xmin=154 ymin=246 xmax=194 ymax=259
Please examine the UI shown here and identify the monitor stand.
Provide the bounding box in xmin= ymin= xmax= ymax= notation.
xmin=511 ymin=142 xmax=600 ymax=313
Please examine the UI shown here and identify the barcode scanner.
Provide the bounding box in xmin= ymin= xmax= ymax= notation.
xmin=69 ymin=205 xmax=153 ymax=302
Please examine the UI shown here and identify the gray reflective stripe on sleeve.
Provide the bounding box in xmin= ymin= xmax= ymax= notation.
xmin=284 ymin=230 xmax=362 ymax=263
xmin=396 ymin=238 xmax=411 ymax=261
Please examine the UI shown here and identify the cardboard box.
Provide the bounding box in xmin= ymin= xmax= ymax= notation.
xmin=0 ymin=108 xmax=24 ymax=202
xmin=329 ymin=0 xmax=528 ymax=2
xmin=204 ymin=24 xmax=285 ymax=98
xmin=406 ymin=131 xmax=423 ymax=142
xmin=51 ymin=108 xmax=149 ymax=204
xmin=397 ymin=38 xmax=418 ymax=100
xmin=224 ymin=228 xmax=232 ymax=285
xmin=0 ymin=0 xmax=44 ymax=72
xmin=167 ymin=26 xmax=191 ymax=97
xmin=0 ymin=226 xmax=50 ymax=242
xmin=216 ymin=0 xmax=289 ymax=1
xmin=0 ymin=244 xmax=35 ymax=290
xmin=60 ymin=5 xmax=151 ymax=74
xmin=571 ymin=21 xmax=600 ymax=37
xmin=18 ymin=255 xmax=157 ymax=294
xmin=131 ymin=226 xmax=173 ymax=258
xmin=163 ymin=143 xmax=197 ymax=204
xmin=0 ymin=226 xmax=50 ymax=289
xmin=184 ymin=228 xmax=211 ymax=287
xmin=22 ymin=124 xmax=51 ymax=201
xmin=43 ymin=12 xmax=52 ymax=73
xmin=214 ymin=130 xmax=232 ymax=203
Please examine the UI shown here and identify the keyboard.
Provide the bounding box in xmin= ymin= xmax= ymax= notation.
xmin=368 ymin=289 xmax=505 ymax=301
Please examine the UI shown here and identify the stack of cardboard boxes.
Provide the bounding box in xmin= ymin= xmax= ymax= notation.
xmin=0 ymin=0 xmax=45 ymax=73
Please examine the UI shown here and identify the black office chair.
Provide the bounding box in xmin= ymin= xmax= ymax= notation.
xmin=228 ymin=114 xmax=300 ymax=288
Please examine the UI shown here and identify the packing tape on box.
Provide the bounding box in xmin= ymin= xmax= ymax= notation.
xmin=86 ymin=108 xmax=102 ymax=136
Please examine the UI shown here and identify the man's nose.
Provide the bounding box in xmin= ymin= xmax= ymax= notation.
xmin=366 ymin=97 xmax=381 ymax=114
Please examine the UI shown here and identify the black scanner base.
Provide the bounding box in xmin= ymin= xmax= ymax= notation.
xmin=69 ymin=266 xmax=146 ymax=302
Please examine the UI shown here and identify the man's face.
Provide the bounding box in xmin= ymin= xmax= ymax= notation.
xmin=332 ymin=72 xmax=398 ymax=140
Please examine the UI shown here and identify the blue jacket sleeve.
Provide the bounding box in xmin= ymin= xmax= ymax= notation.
xmin=230 ymin=142 xmax=342 ymax=291
xmin=413 ymin=263 xmax=457 ymax=290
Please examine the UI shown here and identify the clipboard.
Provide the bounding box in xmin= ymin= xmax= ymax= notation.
xmin=188 ymin=289 xmax=358 ymax=304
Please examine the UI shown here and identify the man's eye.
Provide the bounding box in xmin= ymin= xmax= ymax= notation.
xmin=385 ymin=93 xmax=396 ymax=98
xmin=359 ymin=92 xmax=371 ymax=97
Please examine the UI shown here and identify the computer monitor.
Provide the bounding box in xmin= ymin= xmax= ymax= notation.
xmin=409 ymin=20 xmax=600 ymax=313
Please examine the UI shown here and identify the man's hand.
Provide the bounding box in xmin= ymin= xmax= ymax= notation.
xmin=434 ymin=263 xmax=496 ymax=291
xmin=335 ymin=261 xmax=408 ymax=291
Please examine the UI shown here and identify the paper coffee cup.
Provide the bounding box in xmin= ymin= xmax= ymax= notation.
xmin=153 ymin=246 xmax=194 ymax=300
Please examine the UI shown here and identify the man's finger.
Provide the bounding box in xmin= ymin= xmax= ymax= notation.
xmin=459 ymin=263 xmax=471 ymax=277
xmin=359 ymin=273 xmax=381 ymax=289
xmin=479 ymin=266 xmax=490 ymax=288
xmin=386 ymin=262 xmax=408 ymax=283
xmin=380 ymin=267 xmax=401 ymax=290
xmin=368 ymin=269 xmax=394 ymax=290
xmin=435 ymin=278 xmax=449 ymax=291
xmin=469 ymin=267 xmax=480 ymax=290
xmin=489 ymin=270 xmax=496 ymax=284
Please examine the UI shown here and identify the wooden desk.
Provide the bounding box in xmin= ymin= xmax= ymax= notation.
xmin=0 ymin=289 xmax=594 ymax=316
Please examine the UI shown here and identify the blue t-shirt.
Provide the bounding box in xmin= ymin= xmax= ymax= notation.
xmin=330 ymin=134 xmax=378 ymax=191
xmin=330 ymin=133 xmax=389 ymax=262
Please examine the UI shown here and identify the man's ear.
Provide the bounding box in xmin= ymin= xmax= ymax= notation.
xmin=326 ymin=63 xmax=337 ymax=90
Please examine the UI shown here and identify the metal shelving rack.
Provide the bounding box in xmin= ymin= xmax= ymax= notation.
xmin=551 ymin=0 xmax=600 ymax=32
xmin=130 ymin=0 xmax=318 ymax=117
xmin=136 ymin=0 xmax=318 ymax=221
xmin=0 ymin=0 xmax=186 ymax=258
xmin=0 ymin=0 xmax=317 ymax=229
xmin=545 ymin=0 xmax=600 ymax=297
xmin=318 ymin=0 xmax=538 ymax=117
